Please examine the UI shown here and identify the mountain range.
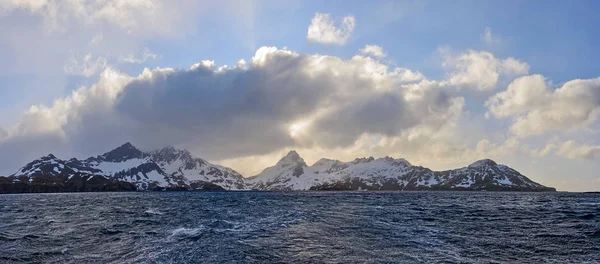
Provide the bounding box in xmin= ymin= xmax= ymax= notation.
xmin=0 ymin=142 xmax=556 ymax=193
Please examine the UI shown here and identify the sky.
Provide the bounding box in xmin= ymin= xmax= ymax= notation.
xmin=0 ymin=0 xmax=599 ymax=191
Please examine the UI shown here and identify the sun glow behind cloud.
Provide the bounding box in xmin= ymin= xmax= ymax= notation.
xmin=289 ymin=121 xmax=309 ymax=138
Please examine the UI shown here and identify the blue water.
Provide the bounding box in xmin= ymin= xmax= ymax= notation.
xmin=0 ymin=191 xmax=598 ymax=263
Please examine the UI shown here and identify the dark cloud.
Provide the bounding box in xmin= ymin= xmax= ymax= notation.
xmin=0 ymin=47 xmax=462 ymax=174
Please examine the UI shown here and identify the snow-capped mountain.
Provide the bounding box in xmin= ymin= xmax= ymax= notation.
xmin=150 ymin=146 xmax=246 ymax=190
xmin=10 ymin=143 xmax=245 ymax=191
xmin=12 ymin=154 xmax=75 ymax=178
xmin=62 ymin=143 xmax=173 ymax=190
xmin=245 ymin=151 xmax=308 ymax=190
xmin=247 ymin=151 xmax=555 ymax=191
xmin=7 ymin=144 xmax=555 ymax=192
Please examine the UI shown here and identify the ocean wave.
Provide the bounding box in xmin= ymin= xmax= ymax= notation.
xmin=169 ymin=227 xmax=206 ymax=240
xmin=0 ymin=192 xmax=598 ymax=263
xmin=144 ymin=209 xmax=163 ymax=215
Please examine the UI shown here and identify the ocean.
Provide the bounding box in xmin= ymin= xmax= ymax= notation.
xmin=0 ymin=191 xmax=598 ymax=263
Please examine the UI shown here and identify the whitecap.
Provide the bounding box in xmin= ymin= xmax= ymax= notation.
xmin=144 ymin=209 xmax=163 ymax=215
xmin=169 ymin=227 xmax=206 ymax=239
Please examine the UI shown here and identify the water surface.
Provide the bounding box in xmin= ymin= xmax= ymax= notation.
xmin=0 ymin=191 xmax=598 ymax=263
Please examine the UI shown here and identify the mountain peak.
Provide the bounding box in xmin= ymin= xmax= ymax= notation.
xmin=154 ymin=145 xmax=179 ymax=155
xmin=285 ymin=150 xmax=300 ymax=157
xmin=118 ymin=142 xmax=140 ymax=151
xmin=312 ymin=158 xmax=336 ymax=167
xmin=151 ymin=145 xmax=196 ymax=164
xmin=468 ymin=159 xmax=498 ymax=168
xmin=276 ymin=150 xmax=307 ymax=167
xmin=351 ymin=156 xmax=375 ymax=164
xmin=41 ymin=153 xmax=58 ymax=160
xmin=100 ymin=142 xmax=144 ymax=162
xmin=384 ymin=156 xmax=412 ymax=166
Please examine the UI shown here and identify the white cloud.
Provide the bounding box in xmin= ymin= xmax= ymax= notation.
xmin=307 ymin=13 xmax=355 ymax=45
xmin=472 ymin=137 xmax=525 ymax=158
xmin=0 ymin=0 xmax=196 ymax=36
xmin=6 ymin=68 xmax=133 ymax=139
xmin=394 ymin=68 xmax=425 ymax=84
xmin=236 ymin=59 xmax=247 ymax=68
xmin=359 ymin=45 xmax=386 ymax=58
xmin=189 ymin=60 xmax=215 ymax=70
xmin=0 ymin=127 xmax=6 ymax=140
xmin=486 ymin=75 xmax=600 ymax=136
xmin=485 ymin=74 xmax=549 ymax=118
xmin=531 ymin=140 xmax=600 ymax=160
xmin=441 ymin=49 xmax=530 ymax=91
xmin=531 ymin=143 xmax=558 ymax=158
xmin=480 ymin=27 xmax=500 ymax=45
xmin=481 ymin=27 xmax=494 ymax=44
xmin=64 ymin=53 xmax=108 ymax=77
xmin=499 ymin=57 xmax=530 ymax=77
xmin=558 ymin=141 xmax=600 ymax=160
xmin=89 ymin=34 xmax=103 ymax=46
xmin=120 ymin=48 xmax=159 ymax=64
xmin=480 ymin=27 xmax=506 ymax=48
xmin=0 ymin=46 xmax=463 ymax=175
xmin=0 ymin=0 xmax=207 ymax=80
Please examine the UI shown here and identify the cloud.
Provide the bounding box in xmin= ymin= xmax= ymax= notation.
xmin=0 ymin=68 xmax=134 ymax=174
xmin=441 ymin=49 xmax=530 ymax=91
xmin=89 ymin=34 xmax=103 ymax=46
xmin=64 ymin=53 xmax=108 ymax=77
xmin=481 ymin=27 xmax=494 ymax=44
xmin=531 ymin=143 xmax=558 ymax=158
xmin=472 ymin=137 xmax=525 ymax=158
xmin=0 ymin=0 xmax=203 ymax=79
xmin=307 ymin=13 xmax=355 ymax=45
xmin=479 ymin=27 xmax=506 ymax=46
xmin=218 ymin=132 xmax=527 ymax=176
xmin=359 ymin=45 xmax=386 ymax=58
xmin=485 ymin=75 xmax=548 ymax=118
xmin=558 ymin=141 xmax=600 ymax=160
xmin=0 ymin=46 xmax=463 ymax=175
xmin=486 ymin=75 xmax=600 ymax=136
xmin=64 ymin=48 xmax=159 ymax=77
xmin=531 ymin=140 xmax=600 ymax=160
xmin=120 ymin=48 xmax=159 ymax=64
xmin=0 ymin=127 xmax=6 ymax=140
xmin=0 ymin=0 xmax=196 ymax=36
